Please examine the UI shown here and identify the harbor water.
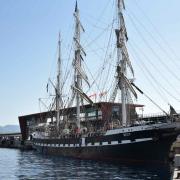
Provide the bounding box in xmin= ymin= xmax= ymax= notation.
xmin=0 ymin=148 xmax=170 ymax=179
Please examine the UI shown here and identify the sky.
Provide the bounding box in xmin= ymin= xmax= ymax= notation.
xmin=0 ymin=0 xmax=180 ymax=126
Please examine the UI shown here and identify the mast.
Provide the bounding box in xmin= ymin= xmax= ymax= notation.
xmin=68 ymin=1 xmax=90 ymax=132
xmin=56 ymin=33 xmax=62 ymax=124
xmin=114 ymin=0 xmax=136 ymax=126
xmin=118 ymin=0 xmax=126 ymax=126
xmin=74 ymin=1 xmax=82 ymax=132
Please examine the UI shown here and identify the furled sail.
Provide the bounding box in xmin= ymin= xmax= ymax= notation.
xmin=120 ymin=74 xmax=137 ymax=99
xmin=72 ymin=85 xmax=93 ymax=105
xmin=118 ymin=0 xmax=125 ymax=10
xmin=73 ymin=59 xmax=90 ymax=87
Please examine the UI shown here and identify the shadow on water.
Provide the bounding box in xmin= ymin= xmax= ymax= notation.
xmin=0 ymin=149 xmax=170 ymax=179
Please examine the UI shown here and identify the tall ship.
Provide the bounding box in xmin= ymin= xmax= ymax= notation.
xmin=19 ymin=0 xmax=180 ymax=163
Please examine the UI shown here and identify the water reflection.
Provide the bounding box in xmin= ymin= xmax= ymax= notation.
xmin=0 ymin=149 xmax=170 ymax=180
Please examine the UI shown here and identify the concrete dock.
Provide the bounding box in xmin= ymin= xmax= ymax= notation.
xmin=170 ymin=135 xmax=180 ymax=180
xmin=0 ymin=133 xmax=33 ymax=150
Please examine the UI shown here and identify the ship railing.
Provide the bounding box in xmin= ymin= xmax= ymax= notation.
xmin=139 ymin=112 xmax=167 ymax=119
xmin=139 ymin=110 xmax=180 ymax=119
xmin=137 ymin=113 xmax=169 ymax=122
xmin=136 ymin=112 xmax=171 ymax=124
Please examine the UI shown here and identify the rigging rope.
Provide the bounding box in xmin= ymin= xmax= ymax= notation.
xmin=99 ymin=20 xmax=115 ymax=99
xmin=128 ymin=32 xmax=180 ymax=100
xmin=133 ymin=0 xmax=180 ymax=70
xmin=126 ymin=12 xmax=180 ymax=84
xmin=129 ymin=41 xmax=180 ymax=103
xmin=129 ymin=42 xmax=170 ymax=104
xmin=131 ymin=83 xmax=169 ymax=116
xmin=126 ymin=14 xmax=180 ymax=101
xmin=82 ymin=0 xmax=114 ymax=48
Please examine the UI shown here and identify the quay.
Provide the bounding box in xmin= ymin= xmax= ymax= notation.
xmin=0 ymin=132 xmax=21 ymax=148
xmin=0 ymin=132 xmax=32 ymax=150
xmin=170 ymin=135 xmax=180 ymax=180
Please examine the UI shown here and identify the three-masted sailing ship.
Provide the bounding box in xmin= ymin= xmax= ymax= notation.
xmin=21 ymin=0 xmax=180 ymax=163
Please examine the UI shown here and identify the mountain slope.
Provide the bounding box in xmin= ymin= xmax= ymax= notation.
xmin=0 ymin=125 xmax=20 ymax=133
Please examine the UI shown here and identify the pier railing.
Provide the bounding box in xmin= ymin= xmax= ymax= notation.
xmin=138 ymin=110 xmax=180 ymax=120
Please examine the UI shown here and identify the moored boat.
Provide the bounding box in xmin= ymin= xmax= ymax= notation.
xmin=19 ymin=0 xmax=180 ymax=163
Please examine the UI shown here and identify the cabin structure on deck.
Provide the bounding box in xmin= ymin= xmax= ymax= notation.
xmin=19 ymin=102 xmax=143 ymax=141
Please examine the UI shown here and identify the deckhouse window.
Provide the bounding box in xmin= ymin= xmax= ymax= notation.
xmin=112 ymin=106 xmax=120 ymax=118
xmin=87 ymin=111 xmax=96 ymax=117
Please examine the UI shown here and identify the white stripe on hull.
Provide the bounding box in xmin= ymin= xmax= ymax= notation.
xmin=34 ymin=137 xmax=153 ymax=148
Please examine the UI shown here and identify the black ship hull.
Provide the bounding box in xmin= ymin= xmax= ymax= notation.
xmin=33 ymin=124 xmax=180 ymax=163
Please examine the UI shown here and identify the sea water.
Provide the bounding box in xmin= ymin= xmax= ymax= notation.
xmin=0 ymin=148 xmax=170 ymax=179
